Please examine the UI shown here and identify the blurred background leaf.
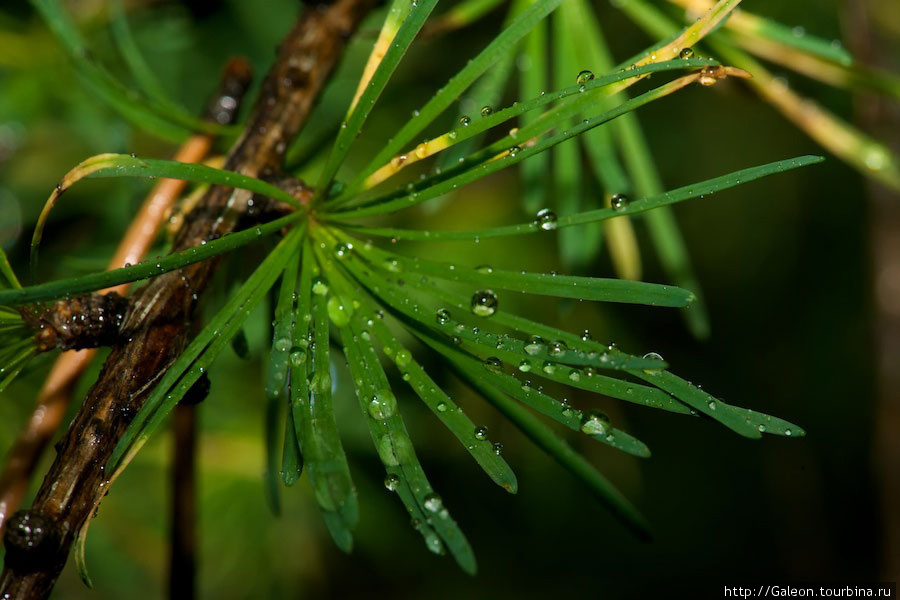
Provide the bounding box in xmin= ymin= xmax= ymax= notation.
xmin=0 ymin=0 xmax=896 ymax=597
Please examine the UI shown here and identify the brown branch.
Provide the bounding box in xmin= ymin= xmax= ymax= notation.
xmin=0 ymin=0 xmax=374 ymax=596
xmin=0 ymin=58 xmax=250 ymax=543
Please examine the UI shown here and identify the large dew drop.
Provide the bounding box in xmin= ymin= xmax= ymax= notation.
xmin=611 ymin=193 xmax=629 ymax=211
xmin=470 ymin=290 xmax=498 ymax=317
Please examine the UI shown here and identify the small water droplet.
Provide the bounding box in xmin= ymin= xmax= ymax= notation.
xmin=534 ymin=208 xmax=558 ymax=230
xmin=436 ymin=308 xmax=451 ymax=325
xmin=475 ymin=264 xmax=493 ymax=274
xmin=642 ymin=352 xmax=664 ymax=374
xmin=459 ymin=115 xmax=471 ymax=126
xmin=423 ymin=493 xmax=443 ymax=512
xmin=384 ymin=474 xmax=400 ymax=491
xmin=483 ymin=356 xmax=503 ymax=374
xmin=611 ymin=193 xmax=629 ymax=211
xmin=274 ymin=337 xmax=291 ymax=352
xmin=524 ymin=336 xmax=544 ymax=355
xmin=679 ymin=47 xmax=694 ymax=59
xmin=480 ymin=105 xmax=493 ymax=118
xmin=548 ymin=340 xmax=567 ymax=357
xmin=436 ymin=402 xmax=448 ymax=412
xmin=576 ymin=70 xmax=594 ymax=86
xmin=541 ymin=361 xmax=556 ymax=375
xmin=470 ymin=290 xmax=498 ymax=317
xmin=568 ymin=369 xmax=581 ymax=382
xmin=492 ymin=442 xmax=503 ymax=455
xmin=518 ymin=360 xmax=532 ymax=373
xmin=334 ymin=243 xmax=352 ymax=259
xmin=785 ymin=429 xmax=793 ymax=436
xmin=580 ymin=409 xmax=610 ymax=436
xmin=312 ymin=278 xmax=328 ymax=296
xmin=758 ymin=424 xmax=767 ymax=433
xmin=368 ymin=393 xmax=397 ymax=420
xmin=474 ymin=425 xmax=488 ymax=440
xmin=508 ymin=145 xmax=521 ymax=157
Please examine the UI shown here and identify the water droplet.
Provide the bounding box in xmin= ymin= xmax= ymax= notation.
xmin=534 ymin=208 xmax=558 ymax=230
xmin=436 ymin=402 xmax=448 ymax=412
xmin=580 ymin=410 xmax=610 ymax=436
xmin=474 ymin=425 xmax=488 ymax=440
xmin=423 ymin=493 xmax=443 ymax=512
xmin=395 ymin=348 xmax=411 ymax=367
xmin=376 ymin=435 xmax=400 ymax=466
xmin=758 ymin=424 xmax=767 ymax=433
xmin=611 ymin=193 xmax=629 ymax=211
xmin=524 ymin=336 xmax=545 ymax=355
xmin=707 ymin=400 xmax=717 ymax=411
xmin=508 ymin=145 xmax=521 ymax=157
xmin=274 ymin=337 xmax=291 ymax=352
xmin=679 ymin=47 xmax=694 ymax=59
xmin=642 ymin=352 xmax=664 ymax=374
xmin=459 ymin=115 xmax=471 ymax=126
xmin=568 ymin=369 xmax=581 ymax=382
xmin=327 ymin=296 xmax=351 ymax=327
xmin=334 ymin=243 xmax=352 ymax=259
xmin=448 ymin=130 xmax=458 ymax=140
xmin=436 ymin=308 xmax=451 ymax=325
xmin=518 ymin=360 xmax=532 ymax=372
xmin=368 ymin=393 xmax=397 ymax=420
xmin=698 ymin=65 xmax=720 ymax=86
xmin=784 ymin=429 xmax=793 ymax=436
xmin=475 ymin=264 xmax=493 ymax=274
xmin=492 ymin=442 xmax=503 ymax=455
xmin=480 ymin=105 xmax=493 ymax=118
xmin=384 ymin=474 xmax=400 ymax=491
xmin=312 ymin=278 xmax=328 ymax=296
xmin=548 ymin=340 xmax=567 ymax=357
xmin=290 ymin=350 xmax=306 ymax=367
xmin=541 ymin=361 xmax=556 ymax=375
xmin=581 ymin=329 xmax=591 ymax=342
xmin=384 ymin=258 xmax=402 ymax=272
xmin=483 ymin=356 xmax=503 ymax=374
xmin=576 ymin=70 xmax=595 ymax=86
xmin=470 ymin=290 xmax=498 ymax=317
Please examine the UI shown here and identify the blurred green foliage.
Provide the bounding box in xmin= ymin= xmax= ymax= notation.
xmin=0 ymin=0 xmax=893 ymax=597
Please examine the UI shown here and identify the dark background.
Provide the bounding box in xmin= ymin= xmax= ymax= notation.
xmin=0 ymin=0 xmax=896 ymax=597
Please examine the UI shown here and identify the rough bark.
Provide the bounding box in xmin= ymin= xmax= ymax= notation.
xmin=0 ymin=0 xmax=374 ymax=596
